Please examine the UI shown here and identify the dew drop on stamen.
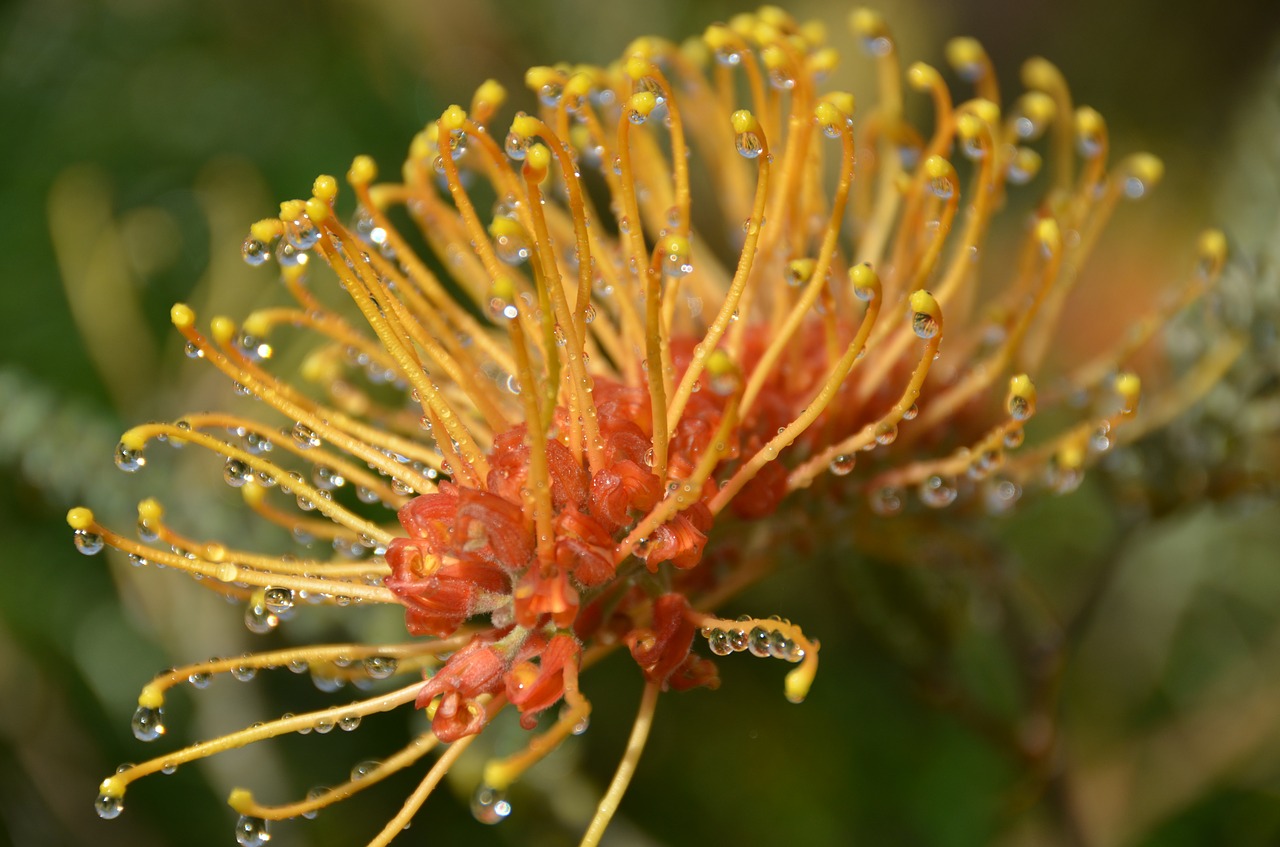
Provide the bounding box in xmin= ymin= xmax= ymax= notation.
xmin=74 ymin=529 xmax=104 ymax=556
xmin=242 ymin=237 xmax=270 ymax=267
xmin=302 ymin=788 xmax=327 ymax=819
xmin=189 ymin=671 xmax=211 ymax=689
xmin=912 ymin=311 xmax=940 ymax=339
xmin=223 ymin=458 xmax=251 ymax=488
xmin=244 ymin=601 xmax=278 ymax=634
xmin=234 ymin=814 xmax=271 ymax=847
xmin=339 ymin=714 xmax=361 ymax=732
xmin=869 ymin=486 xmax=903 ymax=516
xmin=350 ymin=760 xmax=380 ymax=781
xmin=231 ymin=663 xmax=256 ymax=682
xmin=114 ymin=442 xmax=146 ymax=472
xmin=707 ymin=628 xmax=732 ymax=656
xmin=131 ymin=705 xmax=165 ymax=741
xmin=874 ymin=422 xmax=898 ymax=446
xmin=472 ymin=784 xmax=512 ymax=824
xmin=918 ymin=474 xmax=958 ymax=508
xmin=95 ymin=793 xmax=124 ymax=820
xmin=828 ymin=454 xmax=856 ymax=476
xmin=364 ymin=656 xmax=398 ymax=679
xmin=735 ymin=131 xmax=763 ymax=159
xmin=291 ymin=422 xmax=321 ymax=449
xmin=263 ymin=587 xmax=295 ymax=615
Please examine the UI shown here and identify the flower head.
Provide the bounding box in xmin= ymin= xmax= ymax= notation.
xmin=74 ymin=6 xmax=1235 ymax=844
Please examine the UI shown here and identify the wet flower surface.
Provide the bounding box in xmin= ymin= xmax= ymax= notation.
xmin=69 ymin=5 xmax=1241 ymax=844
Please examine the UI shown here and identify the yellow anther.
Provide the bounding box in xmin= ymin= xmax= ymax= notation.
xmin=66 ymin=507 xmax=94 ymax=530
xmin=1010 ymin=147 xmax=1042 ymax=182
xmin=1197 ymin=228 xmax=1228 ymax=276
xmin=924 ymin=155 xmax=956 ymax=183
xmin=137 ymin=683 xmax=164 ymax=710
xmin=304 ymin=197 xmax=329 ymax=224
xmin=210 ymin=316 xmax=236 ymax=347
xmin=564 ymin=72 xmax=595 ymax=103
xmin=99 ymin=776 xmax=125 ymax=798
xmin=814 ymin=101 xmax=843 ymax=130
xmin=907 ymin=62 xmax=942 ymax=91
xmin=727 ymin=13 xmax=756 ymax=39
xmin=312 ymin=174 xmax=337 ymax=203
xmin=788 ymin=258 xmax=816 ymax=284
xmin=969 ymin=98 xmax=1001 ymax=126
xmin=241 ymin=481 xmax=266 ymax=507
xmin=849 ymin=263 xmax=881 ymax=300
xmin=300 ymin=348 xmax=338 ymax=383
xmin=757 ymin=5 xmax=795 ymax=30
xmin=705 ymin=348 xmax=736 ymax=377
xmin=241 ymin=311 xmax=271 ymax=338
xmin=680 ymin=35 xmax=710 ymax=67
xmin=1119 ymin=153 xmax=1164 ymax=194
xmin=171 ymin=303 xmax=195 ymax=329
xmin=249 ymin=218 xmax=282 ymax=244
xmin=279 ymin=199 xmax=305 ymax=221
xmin=1076 ymin=106 xmax=1105 ymax=140
xmin=510 ymin=113 xmax=540 ymax=141
xmin=524 ymin=65 xmax=561 ymax=92
xmin=472 ymin=79 xmax=506 ymax=112
xmin=627 ymin=91 xmax=658 ymax=118
xmin=956 ymin=113 xmax=985 ymax=143
xmin=623 ymin=36 xmax=661 ymax=62
xmin=119 ymin=429 xmax=148 ymax=451
xmin=524 ymin=143 xmax=551 ymax=181
xmin=849 ymin=7 xmax=888 ymax=39
xmin=808 ymin=47 xmax=839 ymax=76
xmin=137 ymin=498 xmax=164 ymax=523
xmin=760 ymin=43 xmax=787 ymax=72
xmin=1036 ymin=218 xmax=1062 ymax=254
xmin=409 ymin=131 xmax=433 ymax=162
xmin=227 ymin=788 xmax=254 ymax=815
xmin=624 ymin=54 xmax=652 ymax=82
xmin=1023 ymin=57 xmax=1061 ymax=90
xmin=348 ymin=155 xmax=377 ymax=186
xmin=663 ymin=234 xmax=691 ymax=257
xmin=784 ymin=661 xmax=817 ymax=705
xmin=821 ymin=91 xmax=855 ymax=117
xmin=703 ymin=24 xmax=735 ymax=52
xmin=1007 ymin=374 xmax=1037 ymax=419
xmin=909 ymin=289 xmax=942 ymax=320
xmin=1115 ymin=372 xmax=1141 ymax=413
xmin=488 ymin=216 xmax=525 ymax=240
xmin=945 ymin=37 xmax=987 ymax=76
xmin=1057 ymin=443 xmax=1085 ymax=471
xmin=799 ymin=19 xmax=828 ymax=46
xmin=439 ymin=104 xmax=466 ymax=132
xmin=730 ymin=109 xmax=760 ymax=135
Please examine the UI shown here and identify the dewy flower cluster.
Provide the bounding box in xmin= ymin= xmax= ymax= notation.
xmin=72 ymin=6 xmax=1238 ymax=845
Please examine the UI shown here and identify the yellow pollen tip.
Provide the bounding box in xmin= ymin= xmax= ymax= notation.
xmin=788 ymin=257 xmax=816 ymax=283
xmin=727 ymin=13 xmax=756 ymax=39
xmin=757 ymin=5 xmax=794 ymax=29
xmin=1057 ymin=443 xmax=1085 ymax=471
xmin=301 ymin=349 xmax=339 ymax=383
xmin=1036 ymin=218 xmax=1062 ymax=254
xmin=627 ymin=91 xmax=657 ymax=117
xmin=1022 ymin=57 xmax=1064 ymax=92
xmin=1115 ymin=372 xmax=1142 ymax=411
xmin=524 ymin=143 xmax=551 ymax=179
xmin=624 ymin=55 xmax=652 ymax=82
xmin=304 ymin=197 xmax=329 ymax=224
xmin=473 ymin=79 xmax=506 ymax=110
xmin=705 ymin=348 xmax=735 ymax=377
xmin=279 ymin=199 xmax=305 ymax=221
xmin=564 ymin=72 xmax=594 ymax=102
xmin=924 ymin=155 xmax=956 ymax=183
xmin=210 ymin=316 xmax=236 ymax=346
xmin=946 ymin=37 xmax=986 ymax=72
xmin=137 ymin=498 xmax=163 ymax=522
xmin=119 ymin=429 xmax=148 ymax=451
xmin=227 ymin=788 xmax=255 ymax=814
xmin=759 ymin=44 xmax=787 ymax=72
xmin=814 ymin=101 xmax=842 ymax=129
xmin=784 ymin=662 xmax=816 ymax=704
xmin=348 ymin=155 xmax=377 ymax=186
xmin=956 ymin=113 xmax=985 ymax=142
xmin=409 ymin=131 xmax=432 ymax=162
xmin=821 ymin=91 xmax=856 ymax=116
xmin=800 ymin=19 xmax=828 ymax=45
xmin=808 ymin=47 xmax=839 ymax=75
xmin=99 ymin=776 xmax=125 ymax=799
xmin=703 ymin=25 xmax=734 ymax=52
xmin=488 ymin=216 xmax=524 ymax=239
xmin=970 ymin=98 xmax=1001 ymax=126
xmin=849 ymin=263 xmax=881 ymax=298
xmin=66 ymin=507 xmax=94 ymax=530
xmin=491 ymin=276 xmax=517 ymax=302
xmin=249 ymin=218 xmax=282 ymax=244
xmin=907 ymin=62 xmax=941 ymax=91
xmin=439 ymin=104 xmax=466 ymax=132
xmin=1076 ymin=106 xmax=1105 ymax=139
xmin=1007 ymin=374 xmax=1037 ymax=418
xmin=1121 ymin=153 xmax=1164 ymax=191
xmin=731 ymin=109 xmax=760 ymax=135
xmin=510 ymin=113 xmax=540 ymax=140
xmin=241 ymin=481 xmax=266 ymax=507
xmin=1198 ymin=229 xmax=1228 ymax=274
xmin=312 ymin=174 xmax=337 ymax=202
xmin=171 ymin=303 xmax=195 ymax=329
xmin=849 ymin=8 xmax=888 ymax=38
xmin=1012 ymin=147 xmax=1042 ymax=181
xmin=137 ymin=683 xmax=164 ymax=710
xmin=909 ymin=289 xmax=941 ymax=321
xmin=524 ymin=66 xmax=560 ymax=91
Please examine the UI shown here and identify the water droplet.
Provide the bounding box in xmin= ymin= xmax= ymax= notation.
xmin=302 ymin=787 xmax=327 ymax=819
xmin=471 ymin=784 xmax=512 ymax=824
xmin=338 ymin=714 xmax=361 ymax=732
xmin=188 ymin=671 xmax=212 ymax=689
xmin=363 ymin=656 xmax=398 ymax=679
xmin=504 ymin=131 xmax=528 ymax=161
xmin=244 ymin=601 xmax=278 ymax=634
xmin=95 ymin=793 xmax=124 ymax=819
xmin=735 ymin=131 xmax=763 ymax=159
xmin=234 ymin=814 xmax=271 ymax=846
xmin=223 ymin=457 xmax=251 ymax=488
xmin=1003 ymin=427 xmax=1025 ymax=449
xmin=114 ymin=442 xmax=146 ymax=472
xmin=829 ymin=454 xmax=856 ymax=476
xmin=263 ymin=587 xmax=295 ymax=616
xmin=350 ymin=760 xmax=380 ymax=781
xmin=231 ymin=663 xmax=257 ymax=682
xmin=313 ymin=718 xmax=334 ymax=734
xmin=275 ymin=239 xmax=307 ymax=268
xmin=131 ymin=706 xmax=165 ymax=741
xmin=291 ymin=422 xmax=320 ymax=449
xmin=874 ymin=422 xmax=898 ymax=446
xmin=714 ymin=47 xmax=741 ymax=66
xmin=918 ymin=475 xmax=958 ymax=508
xmin=74 ymin=529 xmax=104 ymax=556
xmin=869 ymin=486 xmax=903 ymax=516
xmin=912 ymin=311 xmax=939 ymax=339
xmin=242 ymin=237 xmax=270 ymax=267
xmin=1008 ymin=395 xmax=1033 ymax=422
xmin=707 ymin=628 xmax=732 ymax=656
xmin=494 ymin=231 xmax=530 ymax=265
xmin=902 ymin=403 xmax=919 ymax=421
xmin=356 ymin=486 xmax=380 ymax=504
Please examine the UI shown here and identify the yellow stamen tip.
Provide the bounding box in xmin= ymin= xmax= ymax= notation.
xmin=1120 ymin=153 xmax=1164 ymax=193
xmin=279 ymin=199 xmax=305 ymax=221
xmin=1115 ymin=372 xmax=1142 ymax=411
xmin=627 ymin=91 xmax=657 ymax=118
xmin=1022 ymin=57 xmax=1064 ymax=91
xmin=624 ymin=55 xmax=651 ymax=82
xmin=472 ymin=79 xmax=506 ymax=110
xmin=956 ymin=113 xmax=984 ymax=142
xmin=1057 ymin=443 xmax=1085 ymax=470
xmin=759 ymin=44 xmax=786 ymax=72
xmin=970 ymin=98 xmax=1001 ymax=126
xmin=439 ymin=104 xmax=466 ymax=132
xmin=524 ymin=143 xmax=551 ymax=179
xmin=348 ymin=155 xmax=377 ymax=186
xmin=909 ymin=289 xmax=941 ymax=320
xmin=907 ymin=62 xmax=941 ymax=91
xmin=703 ymin=24 xmax=734 ymax=52
xmin=171 ymin=303 xmax=195 ymax=329
xmin=99 ymin=776 xmax=125 ymax=798
xmin=800 ymin=19 xmax=828 ymax=46
xmin=849 ymin=8 xmax=887 ymax=38
xmin=1036 ymin=218 xmax=1062 ymax=254
xmin=241 ymin=481 xmax=266 ymax=507
xmin=1197 ymin=229 xmax=1228 ymax=274
xmin=137 ymin=498 xmax=163 ymax=522
xmin=305 ymin=197 xmax=330 ymax=224
xmin=249 ymin=219 xmax=282 ymax=244
xmin=814 ymin=101 xmax=842 ymax=129
xmin=946 ymin=37 xmax=986 ymax=71
xmin=138 ymin=683 xmax=164 ymax=710
xmin=705 ymin=348 xmax=735 ymax=377
xmin=821 ymin=91 xmax=856 ymax=117
xmin=808 ymin=47 xmax=839 ymax=75
xmin=784 ymin=660 xmax=817 ymax=704
xmin=210 ymin=316 xmax=236 ymax=347
xmin=1007 ymin=374 xmax=1037 ymax=419
xmin=312 ymin=174 xmax=337 ymax=202
xmin=524 ymin=66 xmax=560 ymax=92
xmin=119 ymin=429 xmax=148 ymax=451
xmin=511 ymin=113 xmax=541 ymax=140
xmin=849 ymin=263 xmax=881 ymax=300
xmin=66 ymin=507 xmax=94 ymax=530
xmin=924 ymin=155 xmax=956 ymax=183
xmin=227 ymin=788 xmax=255 ymax=814
xmin=730 ymin=109 xmax=759 ymax=135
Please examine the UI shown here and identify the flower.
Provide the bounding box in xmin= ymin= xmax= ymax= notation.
xmin=72 ymin=6 xmax=1236 ymax=845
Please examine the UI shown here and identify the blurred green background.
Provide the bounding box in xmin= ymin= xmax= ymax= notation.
xmin=2 ymin=0 xmax=1280 ymax=845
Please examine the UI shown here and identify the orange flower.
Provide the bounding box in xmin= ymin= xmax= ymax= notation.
xmin=75 ymin=6 xmax=1236 ymax=845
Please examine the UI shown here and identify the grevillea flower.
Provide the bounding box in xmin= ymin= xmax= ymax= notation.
xmin=72 ymin=6 xmax=1239 ymax=845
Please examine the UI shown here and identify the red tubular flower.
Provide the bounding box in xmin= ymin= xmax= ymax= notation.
xmin=416 ymin=638 xmax=507 ymax=741
xmin=512 ymin=566 xmax=579 ymax=629
xmin=505 ymin=633 xmax=581 ymax=729
xmin=553 ymin=508 xmax=616 ymax=587
xmin=384 ymin=543 xmax=509 ymax=638
xmin=625 ymin=593 xmax=699 ymax=689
